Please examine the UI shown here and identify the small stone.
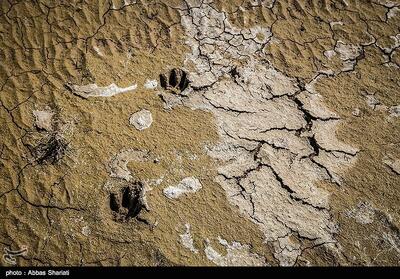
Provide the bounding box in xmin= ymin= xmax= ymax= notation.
xmin=365 ymin=94 xmax=380 ymax=109
xmin=81 ymin=226 xmax=91 ymax=236
xmin=352 ymin=108 xmax=361 ymax=116
xmin=129 ymin=109 xmax=153 ymax=130
xmin=389 ymin=105 xmax=400 ymax=117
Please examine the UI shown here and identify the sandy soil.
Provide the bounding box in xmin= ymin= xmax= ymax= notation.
xmin=0 ymin=0 xmax=399 ymax=266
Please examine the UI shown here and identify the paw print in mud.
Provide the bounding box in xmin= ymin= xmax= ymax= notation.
xmin=109 ymin=182 xmax=145 ymax=222
xmin=159 ymin=68 xmax=190 ymax=94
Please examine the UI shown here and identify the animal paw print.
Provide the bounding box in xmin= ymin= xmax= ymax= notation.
xmin=159 ymin=68 xmax=190 ymax=94
xmin=109 ymin=182 xmax=145 ymax=222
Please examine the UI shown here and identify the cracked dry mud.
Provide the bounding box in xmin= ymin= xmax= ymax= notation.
xmin=0 ymin=0 xmax=399 ymax=267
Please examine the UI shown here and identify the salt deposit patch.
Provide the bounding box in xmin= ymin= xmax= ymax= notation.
xmin=108 ymin=149 xmax=150 ymax=181
xmin=179 ymin=224 xmax=198 ymax=254
xmin=163 ymin=177 xmax=202 ymax=199
xmin=176 ymin=1 xmax=359 ymax=266
xmin=33 ymin=109 xmax=54 ymax=131
xmin=334 ymin=41 xmax=362 ymax=71
xmin=144 ymin=79 xmax=158 ymax=89
xmin=129 ymin=109 xmax=153 ymax=130
xmin=324 ymin=50 xmax=336 ymax=59
xmin=204 ymin=237 xmax=265 ymax=266
xmin=346 ymin=202 xmax=375 ymax=224
xmin=67 ymin=83 xmax=137 ymax=98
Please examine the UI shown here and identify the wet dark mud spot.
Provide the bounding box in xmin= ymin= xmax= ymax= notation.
xmin=109 ymin=182 xmax=145 ymax=222
xmin=33 ymin=135 xmax=68 ymax=165
xmin=159 ymin=68 xmax=189 ymax=93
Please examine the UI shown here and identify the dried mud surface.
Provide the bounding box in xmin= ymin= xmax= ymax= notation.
xmin=0 ymin=0 xmax=399 ymax=266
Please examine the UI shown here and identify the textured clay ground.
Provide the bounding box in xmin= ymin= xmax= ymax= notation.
xmin=0 ymin=0 xmax=399 ymax=266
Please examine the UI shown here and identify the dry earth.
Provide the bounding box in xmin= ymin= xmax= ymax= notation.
xmin=0 ymin=0 xmax=399 ymax=266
